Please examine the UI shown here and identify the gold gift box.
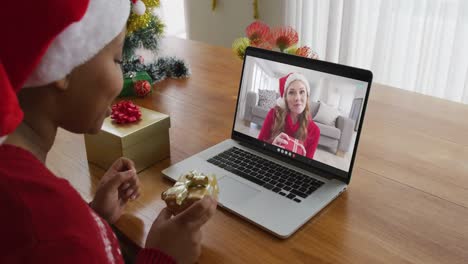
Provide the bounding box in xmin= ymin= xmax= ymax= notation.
xmin=162 ymin=171 xmax=219 ymax=215
xmin=84 ymin=107 xmax=170 ymax=172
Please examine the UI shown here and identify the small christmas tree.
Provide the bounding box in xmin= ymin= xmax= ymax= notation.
xmin=122 ymin=0 xmax=190 ymax=90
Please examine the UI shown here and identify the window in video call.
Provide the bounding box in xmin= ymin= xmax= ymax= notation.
xmin=234 ymin=56 xmax=369 ymax=173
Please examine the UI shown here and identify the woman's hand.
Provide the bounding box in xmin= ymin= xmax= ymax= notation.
xmin=272 ymin=132 xmax=290 ymax=147
xmin=145 ymin=197 xmax=217 ymax=264
xmin=90 ymin=157 xmax=140 ymax=224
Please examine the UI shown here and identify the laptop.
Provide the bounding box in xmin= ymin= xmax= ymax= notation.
xmin=162 ymin=46 xmax=373 ymax=238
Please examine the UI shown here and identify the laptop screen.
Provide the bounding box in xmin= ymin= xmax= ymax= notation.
xmin=232 ymin=47 xmax=372 ymax=181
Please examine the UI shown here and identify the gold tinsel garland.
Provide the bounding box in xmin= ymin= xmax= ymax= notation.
xmin=142 ymin=0 xmax=160 ymax=8
xmin=127 ymin=0 xmax=161 ymax=34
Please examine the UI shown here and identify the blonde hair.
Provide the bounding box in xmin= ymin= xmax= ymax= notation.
xmin=270 ymin=99 xmax=311 ymax=143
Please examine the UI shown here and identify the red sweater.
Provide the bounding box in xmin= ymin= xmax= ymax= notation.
xmin=0 ymin=144 xmax=175 ymax=264
xmin=258 ymin=108 xmax=320 ymax=159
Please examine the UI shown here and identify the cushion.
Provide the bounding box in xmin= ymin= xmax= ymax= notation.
xmin=313 ymin=102 xmax=340 ymax=127
xmin=315 ymin=122 xmax=341 ymax=139
xmin=258 ymin=89 xmax=277 ymax=110
xmin=309 ymin=101 xmax=320 ymax=116
xmin=252 ymin=106 xmax=269 ymax=118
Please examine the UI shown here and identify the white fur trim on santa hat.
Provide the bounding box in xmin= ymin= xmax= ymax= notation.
xmin=284 ymin=73 xmax=310 ymax=97
xmin=276 ymin=72 xmax=310 ymax=109
xmin=0 ymin=136 xmax=6 ymax=145
xmin=24 ymin=0 xmax=130 ymax=87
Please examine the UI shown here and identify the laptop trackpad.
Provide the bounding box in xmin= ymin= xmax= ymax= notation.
xmin=218 ymin=176 xmax=260 ymax=205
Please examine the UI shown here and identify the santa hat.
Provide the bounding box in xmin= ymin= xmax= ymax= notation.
xmin=276 ymin=72 xmax=311 ymax=109
xmin=0 ymin=0 xmax=130 ymax=143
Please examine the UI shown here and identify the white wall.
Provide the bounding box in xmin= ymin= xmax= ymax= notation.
xmin=158 ymin=0 xmax=187 ymax=38
xmin=184 ymin=0 xmax=284 ymax=47
xmin=318 ymin=78 xmax=360 ymax=117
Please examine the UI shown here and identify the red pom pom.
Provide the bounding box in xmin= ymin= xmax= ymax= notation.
xmin=111 ymin=100 xmax=142 ymax=124
xmin=134 ymin=80 xmax=151 ymax=97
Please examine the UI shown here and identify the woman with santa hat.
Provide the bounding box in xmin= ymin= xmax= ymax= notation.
xmin=0 ymin=1 xmax=216 ymax=263
xmin=258 ymin=72 xmax=320 ymax=159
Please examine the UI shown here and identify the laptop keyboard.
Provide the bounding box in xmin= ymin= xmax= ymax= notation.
xmin=207 ymin=147 xmax=324 ymax=203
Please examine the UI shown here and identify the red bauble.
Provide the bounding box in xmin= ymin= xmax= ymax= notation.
xmin=111 ymin=100 xmax=142 ymax=124
xmin=134 ymin=80 xmax=151 ymax=97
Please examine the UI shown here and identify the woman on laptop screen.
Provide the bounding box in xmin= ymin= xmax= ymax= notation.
xmin=258 ymin=73 xmax=320 ymax=158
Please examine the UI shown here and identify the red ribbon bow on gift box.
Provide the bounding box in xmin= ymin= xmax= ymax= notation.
xmin=111 ymin=100 xmax=142 ymax=124
xmin=284 ymin=138 xmax=307 ymax=156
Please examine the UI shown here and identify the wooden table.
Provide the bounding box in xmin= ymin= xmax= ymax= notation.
xmin=47 ymin=37 xmax=468 ymax=263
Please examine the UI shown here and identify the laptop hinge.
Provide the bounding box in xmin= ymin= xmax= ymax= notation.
xmin=237 ymin=140 xmax=344 ymax=182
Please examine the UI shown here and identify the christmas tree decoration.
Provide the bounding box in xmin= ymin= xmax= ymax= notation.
xmin=134 ymin=80 xmax=152 ymax=97
xmin=131 ymin=0 xmax=146 ymax=15
xmin=119 ymin=71 xmax=153 ymax=97
xmin=122 ymin=57 xmax=190 ymax=83
xmin=233 ymin=21 xmax=318 ymax=59
xmin=122 ymin=0 xmax=190 ymax=96
xmin=127 ymin=0 xmax=160 ymax=34
xmin=123 ymin=18 xmax=165 ymax=60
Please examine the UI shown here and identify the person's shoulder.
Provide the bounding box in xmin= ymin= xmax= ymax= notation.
xmin=0 ymin=172 xmax=102 ymax=255
xmin=0 ymin=144 xmax=49 ymax=178
xmin=267 ymin=106 xmax=281 ymax=118
xmin=0 ymin=145 xmax=41 ymax=213
xmin=307 ymin=118 xmax=320 ymax=132
xmin=0 ymin=145 xmax=96 ymax=243
xmin=0 ymin=144 xmax=39 ymax=164
xmin=267 ymin=107 xmax=277 ymax=115
xmin=0 ymin=146 xmax=113 ymax=263
xmin=0 ymin=144 xmax=56 ymax=203
xmin=0 ymin=144 xmax=71 ymax=196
